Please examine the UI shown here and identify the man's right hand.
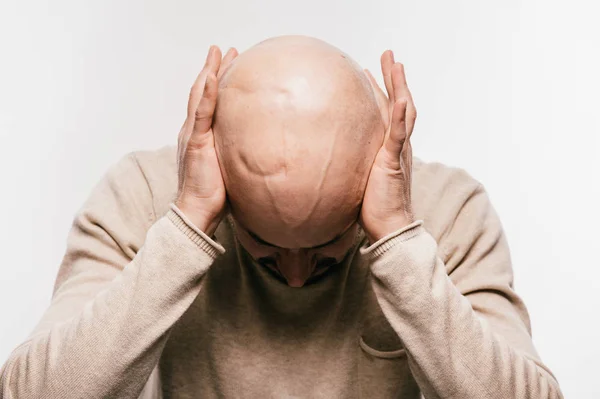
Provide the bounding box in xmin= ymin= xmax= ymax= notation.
xmin=175 ymin=45 xmax=238 ymax=236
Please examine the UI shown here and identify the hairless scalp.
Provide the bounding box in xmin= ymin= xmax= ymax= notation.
xmin=213 ymin=35 xmax=385 ymax=249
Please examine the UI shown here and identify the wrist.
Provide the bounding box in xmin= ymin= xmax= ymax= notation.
xmin=174 ymin=199 xmax=223 ymax=237
xmin=365 ymin=216 xmax=415 ymax=244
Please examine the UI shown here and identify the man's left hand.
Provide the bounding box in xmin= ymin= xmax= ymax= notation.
xmin=359 ymin=50 xmax=418 ymax=244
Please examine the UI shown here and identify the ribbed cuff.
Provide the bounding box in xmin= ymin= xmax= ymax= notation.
xmin=167 ymin=203 xmax=226 ymax=258
xmin=359 ymin=219 xmax=425 ymax=259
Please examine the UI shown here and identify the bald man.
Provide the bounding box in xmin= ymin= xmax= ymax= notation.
xmin=0 ymin=36 xmax=563 ymax=398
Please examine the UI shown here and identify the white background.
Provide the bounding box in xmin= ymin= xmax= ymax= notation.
xmin=0 ymin=0 xmax=598 ymax=397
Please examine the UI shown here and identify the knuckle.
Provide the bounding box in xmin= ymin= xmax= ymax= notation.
xmin=194 ymin=98 xmax=215 ymax=122
xmin=178 ymin=120 xmax=191 ymax=139
xmin=393 ymin=62 xmax=404 ymax=72
xmin=194 ymin=106 xmax=209 ymax=122
xmin=189 ymin=83 xmax=200 ymax=99
xmin=188 ymin=96 xmax=199 ymax=113
xmin=411 ymin=108 xmax=418 ymax=120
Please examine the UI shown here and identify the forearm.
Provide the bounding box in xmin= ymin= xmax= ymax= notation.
xmin=0 ymin=207 xmax=222 ymax=399
xmin=362 ymin=222 xmax=563 ymax=399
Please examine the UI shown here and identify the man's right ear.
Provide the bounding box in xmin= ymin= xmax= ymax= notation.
xmin=364 ymin=69 xmax=390 ymax=128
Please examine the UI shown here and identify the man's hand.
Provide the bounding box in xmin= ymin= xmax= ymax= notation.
xmin=359 ymin=50 xmax=418 ymax=243
xmin=175 ymin=45 xmax=238 ymax=236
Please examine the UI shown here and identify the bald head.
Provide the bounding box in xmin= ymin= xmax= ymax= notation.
xmin=213 ymin=35 xmax=384 ymax=248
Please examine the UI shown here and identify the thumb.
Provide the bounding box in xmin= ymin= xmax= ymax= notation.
xmin=383 ymin=98 xmax=408 ymax=165
xmin=191 ymin=72 xmax=218 ymax=142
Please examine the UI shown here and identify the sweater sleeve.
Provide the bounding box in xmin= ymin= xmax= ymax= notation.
xmin=360 ymin=183 xmax=563 ymax=399
xmin=0 ymin=153 xmax=224 ymax=399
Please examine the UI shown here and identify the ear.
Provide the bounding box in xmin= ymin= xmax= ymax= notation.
xmin=364 ymin=69 xmax=390 ymax=128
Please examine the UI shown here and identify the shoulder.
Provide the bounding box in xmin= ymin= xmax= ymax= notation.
xmin=65 ymin=147 xmax=177 ymax=263
xmin=129 ymin=145 xmax=179 ymax=218
xmin=411 ymin=156 xmax=492 ymax=252
xmin=412 ymin=156 xmax=484 ymax=217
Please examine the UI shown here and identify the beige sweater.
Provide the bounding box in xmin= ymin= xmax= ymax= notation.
xmin=0 ymin=145 xmax=563 ymax=398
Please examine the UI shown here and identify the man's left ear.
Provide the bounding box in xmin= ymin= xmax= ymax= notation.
xmin=364 ymin=69 xmax=390 ymax=127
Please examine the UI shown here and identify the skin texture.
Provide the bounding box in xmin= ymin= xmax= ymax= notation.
xmin=211 ymin=36 xmax=386 ymax=287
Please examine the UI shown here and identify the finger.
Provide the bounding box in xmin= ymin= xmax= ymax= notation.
xmin=177 ymin=119 xmax=190 ymax=168
xmin=177 ymin=114 xmax=194 ymax=168
xmin=383 ymin=99 xmax=408 ymax=164
xmin=364 ymin=68 xmax=390 ymax=127
xmin=400 ymin=138 xmax=413 ymax=208
xmin=187 ymin=45 xmax=222 ymax=117
xmin=401 ymin=138 xmax=412 ymax=172
xmin=177 ymin=121 xmax=186 ymax=184
xmin=217 ymin=47 xmax=238 ymax=80
xmin=402 ymin=140 xmax=413 ymax=177
xmin=381 ymin=50 xmax=395 ymax=101
xmin=192 ymin=72 xmax=218 ymax=138
xmin=391 ymin=62 xmax=417 ymax=137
